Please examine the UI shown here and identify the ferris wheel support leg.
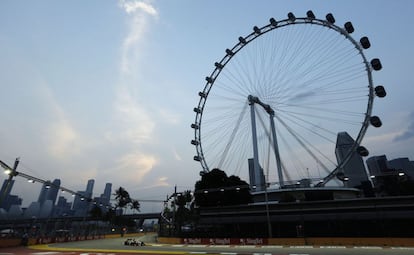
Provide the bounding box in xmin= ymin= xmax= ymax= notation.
xmin=270 ymin=116 xmax=284 ymax=187
xmin=250 ymin=103 xmax=262 ymax=191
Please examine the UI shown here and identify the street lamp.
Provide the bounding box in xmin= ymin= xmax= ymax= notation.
xmin=0 ymin=158 xmax=20 ymax=206
xmin=264 ymin=182 xmax=272 ymax=238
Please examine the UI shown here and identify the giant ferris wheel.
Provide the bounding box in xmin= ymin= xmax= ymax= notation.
xmin=191 ymin=11 xmax=386 ymax=188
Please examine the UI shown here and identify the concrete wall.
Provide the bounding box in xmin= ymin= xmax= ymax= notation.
xmin=2 ymin=235 xmax=414 ymax=248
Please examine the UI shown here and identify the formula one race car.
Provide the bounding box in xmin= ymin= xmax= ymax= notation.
xmin=124 ymin=238 xmax=145 ymax=246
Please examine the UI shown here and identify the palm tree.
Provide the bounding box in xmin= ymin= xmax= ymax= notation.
xmin=114 ymin=186 xmax=142 ymax=215
xmin=114 ymin=186 xmax=131 ymax=213
xmin=130 ymin=199 xmax=141 ymax=213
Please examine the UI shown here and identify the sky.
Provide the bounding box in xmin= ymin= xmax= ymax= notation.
xmin=0 ymin=0 xmax=413 ymax=212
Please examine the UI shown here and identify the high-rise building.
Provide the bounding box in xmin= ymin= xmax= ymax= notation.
xmin=53 ymin=196 xmax=72 ymax=217
xmin=0 ymin=179 xmax=14 ymax=210
xmin=366 ymin=155 xmax=389 ymax=176
xmin=335 ymin=132 xmax=370 ymax=188
xmin=388 ymin=157 xmax=414 ymax=178
xmin=101 ymin=183 xmax=112 ymax=206
xmin=0 ymin=193 xmax=22 ymax=212
xmin=248 ymin=158 xmax=265 ymax=191
xmin=72 ymin=191 xmax=89 ymax=216
xmin=46 ymin=179 xmax=61 ymax=205
xmin=86 ymin=179 xmax=94 ymax=198
xmin=72 ymin=179 xmax=95 ymax=216
xmin=37 ymin=180 xmax=51 ymax=205
xmin=38 ymin=179 xmax=61 ymax=206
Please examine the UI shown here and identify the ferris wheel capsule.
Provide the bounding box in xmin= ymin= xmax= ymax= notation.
xmin=360 ymin=36 xmax=371 ymax=49
xmin=306 ymin=10 xmax=315 ymax=20
xmin=326 ymin=13 xmax=335 ymax=24
xmin=370 ymin=116 xmax=382 ymax=127
xmin=269 ymin=17 xmax=278 ymax=26
xmin=344 ymin=22 xmax=354 ymax=33
xmin=287 ymin=12 xmax=296 ymax=21
xmin=375 ymin=85 xmax=387 ymax=97
xmin=371 ymin=58 xmax=382 ymax=71
xmin=357 ymin=146 xmax=369 ymax=157
xmin=239 ymin=36 xmax=247 ymax=44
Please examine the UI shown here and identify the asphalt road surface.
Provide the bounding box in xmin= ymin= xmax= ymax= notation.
xmin=1 ymin=235 xmax=414 ymax=255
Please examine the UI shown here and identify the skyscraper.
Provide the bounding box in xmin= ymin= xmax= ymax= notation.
xmin=37 ymin=179 xmax=61 ymax=206
xmin=101 ymin=183 xmax=112 ymax=206
xmin=335 ymin=132 xmax=370 ymax=188
xmin=248 ymin=158 xmax=265 ymax=191
xmin=366 ymin=155 xmax=389 ymax=176
xmin=86 ymin=179 xmax=94 ymax=198
xmin=37 ymin=180 xmax=50 ymax=205
xmin=46 ymin=179 xmax=61 ymax=205
xmin=72 ymin=179 xmax=95 ymax=216
xmin=0 ymin=179 xmax=14 ymax=210
xmin=388 ymin=157 xmax=414 ymax=178
xmin=53 ymin=196 xmax=72 ymax=217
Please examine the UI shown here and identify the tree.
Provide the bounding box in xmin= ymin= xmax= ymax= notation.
xmin=174 ymin=190 xmax=193 ymax=233
xmin=129 ymin=199 xmax=141 ymax=213
xmin=113 ymin=186 xmax=140 ymax=213
xmin=114 ymin=186 xmax=131 ymax=210
xmin=89 ymin=205 xmax=103 ymax=219
xmin=194 ymin=168 xmax=252 ymax=207
xmin=103 ymin=208 xmax=116 ymax=222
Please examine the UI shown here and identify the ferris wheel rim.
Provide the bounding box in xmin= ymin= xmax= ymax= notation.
xmin=192 ymin=13 xmax=375 ymax=184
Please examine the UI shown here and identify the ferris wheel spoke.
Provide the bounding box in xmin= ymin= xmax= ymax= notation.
xmin=277 ymin=132 xmax=306 ymax=181
xmin=217 ymin=103 xmax=249 ymax=168
xmin=277 ymin=108 xmax=362 ymax=126
xmin=275 ymin=114 xmax=334 ymax=174
xmin=279 ymin=112 xmax=337 ymax=140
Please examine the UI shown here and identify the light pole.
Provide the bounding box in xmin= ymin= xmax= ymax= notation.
xmin=1 ymin=157 xmax=100 ymax=206
xmin=0 ymin=157 xmax=20 ymax=207
xmin=264 ymin=182 xmax=272 ymax=238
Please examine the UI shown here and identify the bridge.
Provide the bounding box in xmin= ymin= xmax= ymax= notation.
xmin=0 ymin=212 xmax=161 ymax=229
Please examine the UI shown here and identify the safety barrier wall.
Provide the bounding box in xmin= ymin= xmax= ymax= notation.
xmin=2 ymin=235 xmax=414 ymax=248
xmin=0 ymin=238 xmax=21 ymax=248
xmin=33 ymin=234 xmax=106 ymax=245
xmin=160 ymin=237 xmax=414 ymax=247
xmin=105 ymin=232 xmax=146 ymax=239
xmin=304 ymin=237 xmax=414 ymax=247
xmin=0 ymin=232 xmax=149 ymax=248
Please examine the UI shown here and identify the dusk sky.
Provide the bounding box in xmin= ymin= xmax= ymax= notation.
xmin=1 ymin=0 xmax=413 ymax=212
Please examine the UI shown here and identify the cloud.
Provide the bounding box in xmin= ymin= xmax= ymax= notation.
xmin=393 ymin=111 xmax=414 ymax=142
xmin=290 ymin=91 xmax=316 ymax=101
xmin=40 ymin=86 xmax=82 ymax=160
xmin=118 ymin=0 xmax=158 ymax=74
xmin=172 ymin=147 xmax=182 ymax=161
xmin=119 ymin=0 xmax=158 ymax=16
xmin=105 ymin=0 xmax=161 ymax=193
xmin=48 ymin=118 xmax=79 ymax=159
xmin=117 ymin=151 xmax=157 ymax=182
xmin=114 ymin=86 xmax=155 ymax=144
xmin=159 ymin=108 xmax=181 ymax=125
xmin=136 ymin=176 xmax=170 ymax=190
xmin=156 ymin=176 xmax=169 ymax=186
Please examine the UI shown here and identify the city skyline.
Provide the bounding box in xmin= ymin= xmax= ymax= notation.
xmin=2 ymin=152 xmax=413 ymax=215
xmin=1 ymin=178 xmax=113 ymax=219
xmin=1 ymin=1 xmax=413 ymax=212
